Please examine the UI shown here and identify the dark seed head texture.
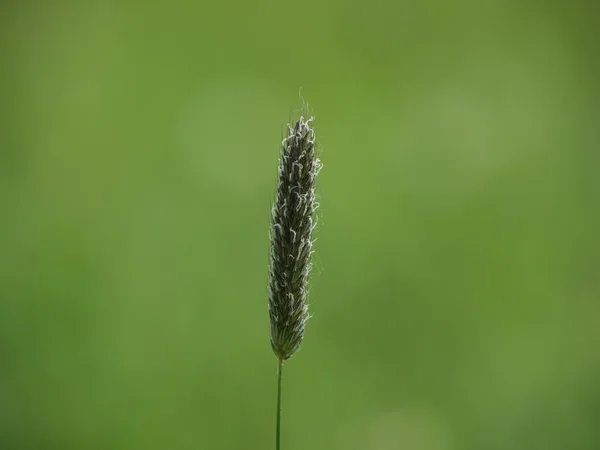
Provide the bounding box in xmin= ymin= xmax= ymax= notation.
xmin=268 ymin=116 xmax=321 ymax=361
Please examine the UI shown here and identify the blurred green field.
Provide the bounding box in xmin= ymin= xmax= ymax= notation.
xmin=1 ymin=1 xmax=599 ymax=449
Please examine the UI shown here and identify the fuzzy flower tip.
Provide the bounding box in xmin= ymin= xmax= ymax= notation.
xmin=268 ymin=116 xmax=321 ymax=361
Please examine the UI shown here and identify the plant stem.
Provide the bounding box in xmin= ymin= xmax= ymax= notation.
xmin=276 ymin=358 xmax=283 ymax=450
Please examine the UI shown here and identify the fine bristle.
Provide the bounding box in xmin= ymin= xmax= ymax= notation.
xmin=268 ymin=116 xmax=321 ymax=361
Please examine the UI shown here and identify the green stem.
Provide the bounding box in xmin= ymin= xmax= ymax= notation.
xmin=276 ymin=358 xmax=283 ymax=450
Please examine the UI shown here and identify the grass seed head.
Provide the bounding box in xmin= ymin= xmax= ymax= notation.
xmin=268 ymin=116 xmax=321 ymax=361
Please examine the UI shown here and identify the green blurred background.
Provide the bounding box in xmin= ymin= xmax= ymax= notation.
xmin=1 ymin=1 xmax=599 ymax=449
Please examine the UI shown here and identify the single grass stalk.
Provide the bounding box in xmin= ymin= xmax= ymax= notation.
xmin=276 ymin=358 xmax=283 ymax=450
xmin=268 ymin=115 xmax=321 ymax=450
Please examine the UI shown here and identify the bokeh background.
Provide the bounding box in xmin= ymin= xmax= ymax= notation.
xmin=1 ymin=1 xmax=599 ymax=449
